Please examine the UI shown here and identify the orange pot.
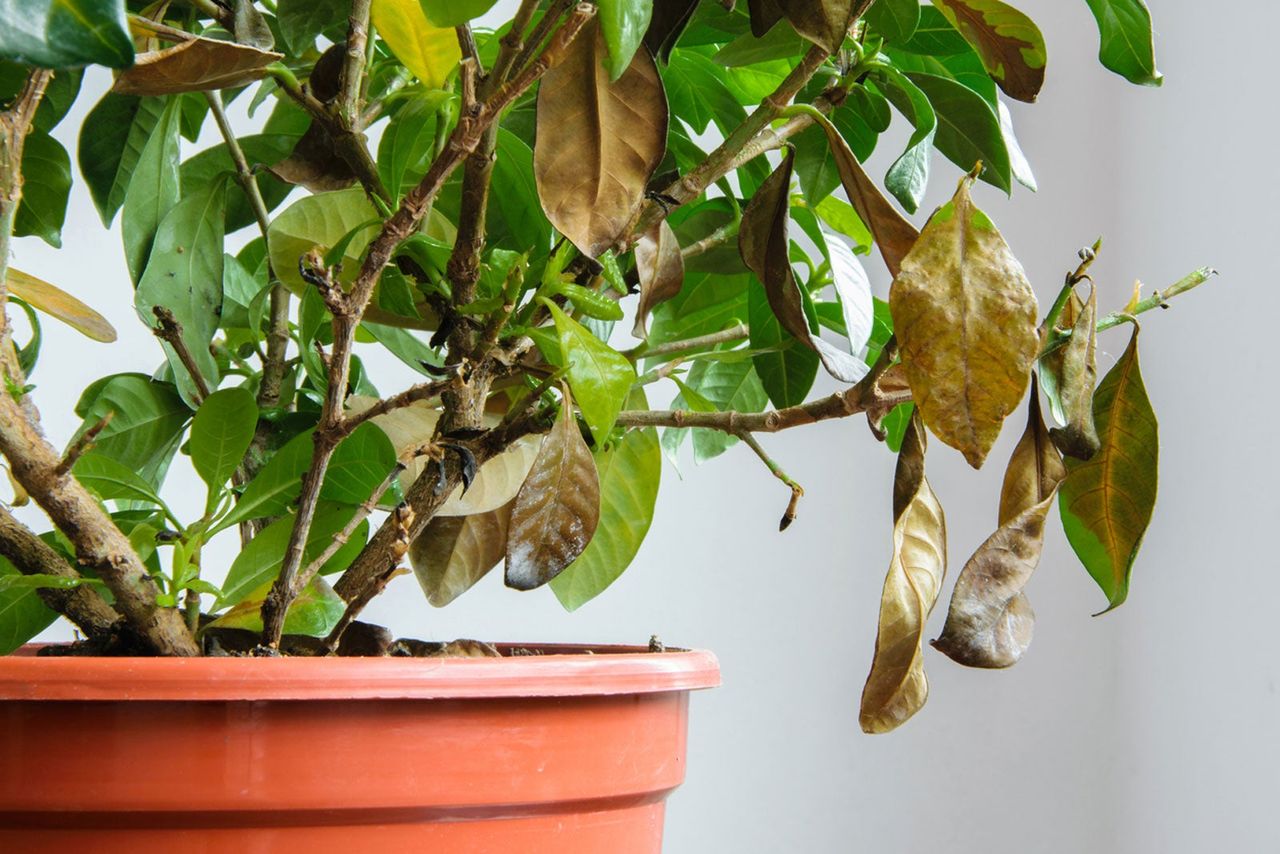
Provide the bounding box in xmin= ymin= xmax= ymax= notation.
xmin=0 ymin=644 xmax=719 ymax=853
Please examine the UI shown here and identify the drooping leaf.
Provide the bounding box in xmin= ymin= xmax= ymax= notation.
xmin=232 ymin=0 xmax=275 ymax=50
xmin=777 ymin=0 xmax=854 ymax=53
xmin=190 ymin=388 xmax=258 ymax=492
xmin=0 ymin=557 xmax=57 ymax=656
xmin=209 ymin=575 xmax=348 ymax=638
xmin=546 ymin=301 xmax=636 ymax=443
xmin=889 ymin=173 xmax=1038 ymax=468
xmin=865 ymin=0 xmax=922 ymax=42
xmin=120 ymin=97 xmax=181 ymax=284
xmin=0 ymin=0 xmax=133 ymax=69
xmin=929 ymin=0 xmax=1046 ymax=102
xmin=411 ymin=502 xmax=512 ymax=607
xmin=112 ymin=38 xmax=282 ymax=96
xmin=371 ymin=0 xmax=461 ymax=89
xmin=13 ymin=130 xmax=69 ymax=247
xmin=860 ymin=416 xmax=946 ymax=734
xmin=5 ymin=267 xmax=115 ymax=342
xmin=269 ymin=120 xmax=358 ymax=193
xmin=826 ymin=231 xmax=874 ymax=359
xmin=643 ymin=0 xmax=699 ymax=62
xmin=873 ymin=66 xmax=936 ymax=214
xmin=598 ymin=0 xmax=654 ymax=79
xmin=809 ymin=110 xmax=920 ymax=278
xmin=534 ymin=19 xmax=667 ymax=258
xmin=1041 ymin=284 xmax=1100 ymax=460
xmin=418 ymin=0 xmax=499 ymax=27
xmin=932 ymin=387 xmax=1065 ymax=668
xmin=505 ymin=397 xmax=601 ymax=590
xmin=739 ymin=148 xmax=864 ymax=382
xmin=1058 ymin=325 xmax=1158 ymax=612
xmin=997 ymin=98 xmax=1036 ymax=191
xmin=551 ymin=425 xmax=660 ymax=610
xmin=1083 ymin=0 xmax=1161 ymax=86
xmin=78 ymin=93 xmax=166 ymax=226
xmin=633 ymin=219 xmax=685 ymax=338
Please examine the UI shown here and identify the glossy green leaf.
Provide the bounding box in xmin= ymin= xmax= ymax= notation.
xmin=419 ymin=0 xmax=499 ymax=27
xmin=120 ymin=97 xmax=181 ymax=284
xmin=181 ymin=133 xmax=299 ymax=232
xmin=930 ymin=0 xmax=1046 ymax=102
xmin=874 ymin=66 xmax=937 ymax=213
xmin=0 ymin=0 xmax=133 ymax=69
xmin=905 ymin=71 xmax=1011 ymax=193
xmin=0 ymin=557 xmax=57 ymax=656
xmin=72 ymin=374 xmax=190 ymax=487
xmin=78 ymin=93 xmax=166 ymax=226
xmin=321 ymin=422 xmax=400 ymax=506
xmin=646 ymin=270 xmax=750 ymax=350
xmin=12 ymin=129 xmax=68 ymax=246
xmin=865 ymin=0 xmax=921 ymax=42
xmin=713 ymin=18 xmax=805 ymax=66
xmin=1058 ymin=325 xmax=1158 ymax=612
xmin=73 ymin=452 xmax=167 ymax=508
xmin=375 ymin=95 xmax=445 ymax=197
xmin=599 ymin=0 xmax=654 ymax=80
xmin=1084 ymin=0 xmax=1161 ymax=86
xmin=750 ymin=280 xmax=818 ymax=409
xmin=551 ymin=426 xmax=661 ymax=610
xmin=490 ymin=128 xmax=551 ymax=254
xmin=687 ymin=358 xmax=768 ymax=463
xmin=547 ymin=301 xmax=636 ymax=442
xmin=190 ymin=388 xmax=258 ymax=491
xmin=209 ymin=575 xmax=348 ymax=638
xmin=219 ymin=428 xmax=313 ymax=529
xmin=898 ymin=5 xmax=969 ymax=55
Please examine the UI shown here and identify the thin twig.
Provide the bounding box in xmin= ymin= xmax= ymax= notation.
xmin=151 ymin=306 xmax=212 ymax=403
xmin=323 ymin=503 xmax=414 ymax=653
xmin=627 ymin=323 xmax=749 ymax=361
xmin=738 ymin=432 xmax=805 ymax=531
xmin=340 ymin=379 xmax=453 ymax=437
xmin=56 ymin=413 xmax=112 ymax=476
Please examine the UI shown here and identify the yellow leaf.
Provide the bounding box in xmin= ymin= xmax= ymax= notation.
xmin=371 ymin=0 xmax=461 ymax=89
xmin=6 ymin=268 xmax=117 ymax=343
xmin=1123 ymin=278 xmax=1143 ymax=314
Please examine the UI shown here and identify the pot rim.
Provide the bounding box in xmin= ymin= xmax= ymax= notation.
xmin=0 ymin=643 xmax=720 ymax=702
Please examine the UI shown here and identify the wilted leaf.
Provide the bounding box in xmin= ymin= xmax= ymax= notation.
xmin=112 ymin=37 xmax=282 ymax=96
xmin=930 ymin=0 xmax=1046 ymax=102
xmin=860 ymin=416 xmax=946 ymax=734
xmin=1042 ymin=284 xmax=1101 ymax=459
xmin=411 ymin=502 xmax=512 ymax=607
xmin=1058 ymin=325 xmax=1158 ymax=612
xmin=739 ymin=148 xmax=865 ymax=383
xmin=0 ymin=0 xmax=133 ymax=69
xmin=633 ymin=220 xmax=684 ymax=338
xmin=6 ymin=268 xmax=115 ymax=342
xmin=534 ymin=19 xmax=667 ymax=258
xmin=932 ymin=387 xmax=1065 ymax=668
xmin=551 ymin=426 xmax=660 ymax=610
xmin=372 ymin=0 xmax=461 ymax=89
xmin=505 ymin=396 xmax=601 ymax=591
xmin=809 ymin=112 xmax=920 ymax=278
xmin=889 ymin=173 xmax=1038 ymax=468
xmin=778 ymin=0 xmax=854 ymax=53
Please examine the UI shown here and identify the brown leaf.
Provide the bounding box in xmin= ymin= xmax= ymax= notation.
xmin=504 ymin=396 xmax=601 ymax=590
xmin=534 ymin=20 xmax=668 ymax=258
xmin=748 ymin=0 xmax=786 ymax=37
xmin=932 ymin=386 xmax=1065 ymax=668
xmin=779 ymin=0 xmax=855 ymax=53
xmin=112 ymin=37 xmax=283 ymax=96
xmin=860 ymin=416 xmax=947 ymax=734
xmin=931 ymin=0 xmax=1046 ymax=103
xmin=739 ymin=149 xmax=865 ymax=382
xmin=811 ymin=113 xmax=919 ymax=279
xmin=410 ymin=502 xmax=513 ymax=607
xmin=643 ymin=0 xmax=700 ymax=62
xmin=1042 ymin=285 xmax=1101 ymax=460
xmin=889 ymin=173 xmax=1039 ymax=468
xmin=269 ymin=122 xmax=358 ymax=192
xmin=633 ymin=219 xmax=685 ymax=338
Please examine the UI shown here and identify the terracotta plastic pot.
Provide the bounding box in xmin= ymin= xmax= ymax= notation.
xmin=0 ymin=643 xmax=719 ymax=853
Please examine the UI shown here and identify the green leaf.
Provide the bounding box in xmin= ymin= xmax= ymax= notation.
xmin=134 ymin=177 xmax=227 ymax=407
xmin=813 ymin=196 xmax=872 ymax=251
xmin=78 ymin=93 xmax=166 ymax=226
xmin=904 ymin=71 xmax=1011 ymax=193
xmin=72 ymin=374 xmax=190 ymax=487
xmin=219 ymin=428 xmax=313 ymax=529
xmin=267 ymin=187 xmax=383 ymax=299
xmin=182 ymin=133 xmax=299 ymax=232
xmin=321 ymin=422 xmax=400 ymax=506
xmin=551 ymin=426 xmax=661 ymax=610
xmin=209 ymin=575 xmax=348 ymax=638
xmin=685 ymin=358 xmax=767 ymax=463
xmin=72 ymin=452 xmax=168 ymax=508
xmin=121 ymin=97 xmax=181 ymax=284
xmin=190 ymin=388 xmax=258 ymax=492
xmin=713 ymin=19 xmax=805 ymax=66
xmin=376 ymin=94 xmax=447 ymax=197
xmin=1058 ymin=325 xmax=1158 ymax=612
xmin=0 ymin=557 xmax=57 ymax=656
xmin=277 ymin=0 xmax=348 ymax=54
xmin=0 ymin=63 xmax=81 ymax=132
xmin=929 ymin=0 xmax=1046 ymax=102
xmin=547 ymin=301 xmax=636 ymax=443
xmin=749 ymin=280 xmax=818 ymax=408
xmin=419 ymin=0 xmax=499 ymax=27
xmin=1083 ymin=0 xmax=1161 ymax=86
xmin=865 ymin=0 xmax=921 ymax=42
xmin=647 ymin=270 xmax=750 ymax=349
xmin=13 ymin=130 xmax=70 ymax=247
xmin=490 ymin=128 xmax=550 ymax=254
xmin=874 ymin=66 xmax=937 ymax=213
xmin=898 ymin=5 xmax=969 ymax=55
xmin=216 ymin=507 xmax=365 ymax=610
xmin=599 ymin=0 xmax=654 ymax=80
xmin=0 ymin=0 xmax=133 ymax=69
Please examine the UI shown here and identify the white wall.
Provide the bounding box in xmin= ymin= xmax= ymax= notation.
xmin=19 ymin=1 xmax=1277 ymax=851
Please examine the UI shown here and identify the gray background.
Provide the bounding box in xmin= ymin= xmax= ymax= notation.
xmin=19 ymin=1 xmax=1278 ymax=851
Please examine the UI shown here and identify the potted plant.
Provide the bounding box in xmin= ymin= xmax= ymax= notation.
xmin=0 ymin=0 xmax=1212 ymax=848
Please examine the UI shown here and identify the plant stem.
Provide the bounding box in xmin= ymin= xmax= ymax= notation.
xmin=337 ymin=0 xmax=373 ymax=132
xmin=738 ymin=432 xmax=805 ymax=531
xmin=151 ymin=307 xmax=212 ymax=403
xmin=626 ymin=323 xmax=750 ymax=360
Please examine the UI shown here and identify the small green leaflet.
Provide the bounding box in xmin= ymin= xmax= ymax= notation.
xmin=874 ymin=66 xmax=937 ymax=213
xmin=190 ymin=388 xmax=258 ymax=492
xmin=1083 ymin=0 xmax=1162 ymax=86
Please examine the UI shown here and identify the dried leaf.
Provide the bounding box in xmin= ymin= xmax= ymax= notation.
xmin=1042 ymin=285 xmax=1101 ymax=459
xmin=643 ymin=0 xmax=699 ymax=62
xmin=633 ymin=219 xmax=685 ymax=338
xmin=112 ymin=37 xmax=282 ymax=96
xmin=931 ymin=0 xmax=1047 ymax=103
xmin=739 ymin=149 xmax=865 ymax=383
xmin=889 ymin=173 xmax=1038 ymax=468
xmin=778 ymin=0 xmax=855 ymax=53
xmin=1058 ymin=325 xmax=1158 ymax=612
xmin=6 ymin=267 xmax=116 ymax=342
xmin=505 ymin=397 xmax=601 ymax=591
xmin=534 ymin=19 xmax=668 ymax=258
xmin=932 ymin=386 xmax=1066 ymax=668
xmin=810 ymin=112 xmax=920 ymax=279
xmin=410 ymin=501 xmax=513 ymax=607
xmin=748 ymin=0 xmax=786 ymax=37
xmin=269 ymin=121 xmax=358 ymax=192
xmin=860 ymin=416 xmax=946 ymax=734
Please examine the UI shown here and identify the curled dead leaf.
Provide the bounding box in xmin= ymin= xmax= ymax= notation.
xmin=633 ymin=219 xmax=684 ymax=338
xmin=410 ymin=501 xmax=513 ymax=607
xmin=1042 ymin=284 xmax=1101 ymax=460
xmin=112 ymin=37 xmax=283 ymax=96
